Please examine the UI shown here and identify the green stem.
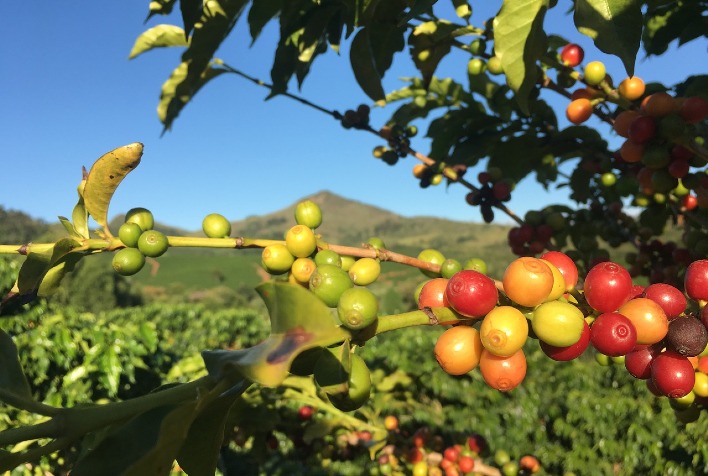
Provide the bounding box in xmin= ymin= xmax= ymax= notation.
xmin=0 ymin=420 xmax=61 ymax=447
xmin=166 ymin=236 xmax=283 ymax=249
xmin=0 ymin=389 xmax=61 ymax=417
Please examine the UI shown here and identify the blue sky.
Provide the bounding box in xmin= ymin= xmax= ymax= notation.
xmin=1 ymin=1 xmax=706 ymax=234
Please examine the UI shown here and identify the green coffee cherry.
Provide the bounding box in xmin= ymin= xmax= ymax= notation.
xmin=118 ymin=222 xmax=142 ymax=248
xmin=367 ymin=237 xmax=386 ymax=250
xmin=417 ymin=248 xmax=445 ymax=278
xmin=440 ymin=258 xmax=462 ymax=279
xmin=347 ymin=257 xmax=381 ymax=286
xmin=463 ymin=258 xmax=488 ymax=275
xmin=125 ymin=207 xmax=154 ymax=231
xmin=112 ymin=248 xmax=146 ymax=276
xmin=309 ymin=264 xmax=353 ymax=307
xmin=329 ymin=354 xmax=372 ymax=412
xmin=202 ymin=213 xmax=231 ymax=238
xmin=285 ymin=225 xmax=318 ymax=258
xmin=337 ymin=287 xmax=379 ymax=330
xmin=295 ymin=200 xmax=323 ymax=229
xmin=261 ymin=244 xmax=295 ymax=275
xmin=137 ymin=230 xmax=169 ymax=258
xmin=314 ymin=249 xmax=342 ymax=267
xmin=340 ymin=255 xmax=356 ymax=272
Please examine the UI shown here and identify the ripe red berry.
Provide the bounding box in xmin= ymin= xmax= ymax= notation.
xmin=298 ymin=405 xmax=314 ymax=421
xmin=684 ymin=259 xmax=708 ymax=301
xmin=628 ymin=115 xmax=657 ymax=144
xmin=590 ymin=312 xmax=638 ymax=356
xmin=583 ymin=262 xmax=633 ymax=313
xmin=680 ymin=96 xmax=708 ymax=123
xmin=560 ymin=43 xmax=584 ymax=67
xmin=445 ymin=270 xmax=499 ymax=318
xmin=624 ymin=344 xmax=662 ymax=379
xmin=540 ymin=319 xmax=590 ymax=361
xmin=650 ymin=350 xmax=696 ymax=398
xmin=643 ymin=283 xmax=687 ymax=320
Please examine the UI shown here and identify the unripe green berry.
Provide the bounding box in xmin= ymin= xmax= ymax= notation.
xmin=314 ymin=249 xmax=342 ymax=267
xmin=440 ymin=258 xmax=462 ymax=279
xmin=340 ymin=256 xmax=356 ymax=272
xmin=118 ymin=222 xmax=142 ymax=248
xmin=367 ymin=237 xmax=386 ymax=250
xmin=112 ymin=248 xmax=146 ymax=276
xmin=125 ymin=207 xmax=154 ymax=231
xmin=417 ymin=249 xmax=445 ymax=278
xmin=262 ymin=244 xmax=295 ymax=275
xmin=348 ymin=257 xmax=381 ymax=286
xmin=295 ymin=200 xmax=323 ymax=229
xmin=286 ymin=224 xmax=318 ymax=258
xmin=202 ymin=213 xmax=231 ymax=238
xmin=337 ymin=287 xmax=379 ymax=330
xmin=463 ymin=258 xmax=488 ymax=275
xmin=137 ymin=230 xmax=169 ymax=258
xmin=309 ymin=264 xmax=353 ymax=307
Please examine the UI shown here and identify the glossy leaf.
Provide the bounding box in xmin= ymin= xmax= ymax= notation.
xmin=0 ymin=329 xmax=32 ymax=401
xmin=493 ymin=0 xmax=549 ymax=115
xmin=83 ymin=143 xmax=143 ymax=237
xmin=128 ymin=25 xmax=189 ymax=59
xmin=202 ymin=281 xmax=350 ymax=387
xmin=175 ymin=385 xmax=245 ymax=476
xmin=158 ymin=61 xmax=227 ymax=130
xmin=248 ymin=0 xmax=284 ymax=44
xmin=349 ymin=28 xmax=386 ymax=102
xmin=409 ymin=20 xmax=459 ymax=89
xmin=158 ymin=0 xmax=249 ymax=130
xmin=574 ymin=0 xmax=642 ymax=76
xmin=643 ymin=1 xmax=705 ymax=56
xmin=71 ymin=177 xmax=90 ymax=239
xmin=180 ymin=0 xmax=204 ymax=38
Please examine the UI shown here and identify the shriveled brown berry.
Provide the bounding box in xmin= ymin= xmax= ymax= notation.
xmin=665 ymin=316 xmax=708 ymax=357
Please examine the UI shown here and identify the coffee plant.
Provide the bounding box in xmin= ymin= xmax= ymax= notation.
xmin=1 ymin=0 xmax=707 ymax=475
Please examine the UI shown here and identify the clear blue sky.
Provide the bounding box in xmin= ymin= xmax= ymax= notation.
xmin=1 ymin=1 xmax=706 ymax=233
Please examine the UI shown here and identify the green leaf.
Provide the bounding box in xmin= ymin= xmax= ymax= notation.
xmin=83 ymin=143 xmax=143 ymax=237
xmin=158 ymin=61 xmax=227 ymax=130
xmin=180 ymin=0 xmax=204 ymax=38
xmin=487 ymin=133 xmax=544 ymax=183
xmin=159 ymin=0 xmax=250 ymax=130
xmin=409 ymin=20 xmax=459 ymax=89
xmin=13 ymin=238 xmax=82 ymax=298
xmin=175 ymin=389 xmax=242 ymax=476
xmin=71 ymin=177 xmax=90 ymax=239
xmin=368 ymin=22 xmax=406 ymax=77
xmin=58 ymin=216 xmax=80 ymax=239
xmin=574 ymin=0 xmax=642 ymax=76
xmin=146 ymin=0 xmax=178 ymax=21
xmin=248 ymin=0 xmax=284 ymax=43
xmin=349 ymin=28 xmax=386 ymax=102
xmin=202 ymin=282 xmax=350 ymax=387
xmin=452 ymin=0 xmax=472 ymax=20
xmin=397 ymin=0 xmax=436 ymax=26
xmin=128 ymin=25 xmax=189 ymax=59
xmin=0 ymin=329 xmax=32 ymax=401
xmin=492 ymin=0 xmax=549 ymax=115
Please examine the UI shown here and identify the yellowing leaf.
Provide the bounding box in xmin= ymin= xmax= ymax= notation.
xmin=83 ymin=143 xmax=143 ymax=237
xmin=128 ymin=24 xmax=189 ymax=59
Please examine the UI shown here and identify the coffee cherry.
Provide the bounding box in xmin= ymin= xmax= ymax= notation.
xmin=502 ymin=257 xmax=554 ymax=307
xmin=487 ymin=56 xmax=503 ymax=75
xmin=624 ymin=344 xmax=662 ymax=379
xmin=665 ymin=316 xmax=708 ymax=357
xmin=137 ymin=230 xmax=169 ymax=258
xmin=684 ymin=259 xmax=708 ymax=301
xmin=651 ymin=350 xmax=696 ymax=398
xmin=560 ymin=43 xmax=584 ymax=67
xmin=294 ymin=200 xmax=323 ymax=229
xmin=618 ymin=297 xmax=669 ymax=345
xmin=480 ymin=306 xmax=529 ymax=357
xmin=337 ymin=287 xmax=379 ymax=330
xmin=679 ymin=96 xmax=708 ymax=123
xmin=328 ymin=354 xmax=372 ymax=412
xmin=347 ymin=257 xmax=381 ymax=286
xmin=111 ymin=248 xmax=146 ymax=276
xmin=463 ymin=257 xmax=488 ymax=274
xmin=540 ymin=251 xmax=578 ymax=291
xmin=298 ymin=405 xmax=314 ymax=421
xmin=417 ymin=277 xmax=449 ymax=309
xmin=285 ymin=224 xmax=317 ymax=258
xmin=118 ymin=222 xmax=142 ymax=248
xmin=643 ymin=283 xmax=686 ymax=319
xmin=440 ymin=259 xmax=462 ymax=279
xmin=532 ymin=301 xmax=585 ymax=347
xmin=434 ymin=326 xmax=483 ymax=375
xmin=479 ymin=348 xmax=527 ymax=392
xmin=590 ymin=312 xmax=637 ymax=356
xmin=290 ymin=257 xmax=316 ymax=284
xmin=445 ymin=270 xmax=498 ymax=318
xmin=566 ymin=98 xmax=593 ymax=124
xmin=417 ymin=248 xmax=446 ymax=278
xmin=309 ymin=264 xmax=353 ymax=307
xmin=202 ymin=213 xmax=231 ymax=238
xmin=618 ymin=76 xmax=645 ymax=101
xmin=583 ymin=61 xmax=606 ymax=86
xmin=540 ymin=320 xmax=591 ymax=361
xmin=261 ymin=244 xmax=295 ymax=275
xmin=125 ymin=207 xmax=154 ymax=231
xmin=314 ymin=249 xmax=341 ymax=267
xmin=583 ymin=261 xmax=632 ymax=313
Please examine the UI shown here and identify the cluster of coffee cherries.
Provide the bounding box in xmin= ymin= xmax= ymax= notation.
xmin=340 ymin=104 xmax=371 ymax=130
xmin=376 ymin=416 xmax=542 ymax=476
xmin=112 ymin=208 xmax=233 ymax=276
xmin=464 ymin=169 xmax=513 ymax=224
xmin=112 ymin=207 xmax=169 ymax=276
xmin=372 ymin=124 xmax=419 ymax=166
xmin=414 ymin=248 xmax=708 ymax=419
